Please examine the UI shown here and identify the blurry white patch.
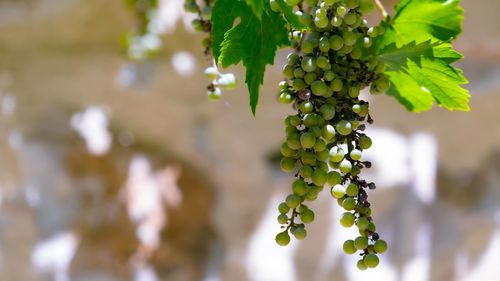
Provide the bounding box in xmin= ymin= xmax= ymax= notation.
xmin=1 ymin=94 xmax=16 ymax=117
xmin=171 ymin=52 xmax=197 ymax=77
xmin=116 ymin=63 xmax=139 ymax=87
xmin=32 ymin=231 xmax=79 ymax=281
xmin=124 ymin=156 xmax=182 ymax=262
xmin=71 ymin=107 xmax=112 ymax=156
xmin=464 ymin=230 xmax=500 ymax=281
xmin=134 ymin=263 xmax=159 ymax=281
xmin=25 ymin=184 xmax=41 ymax=208
xmin=401 ymin=223 xmax=431 ymax=281
xmin=8 ymin=130 xmax=23 ymax=150
xmin=157 ymin=0 xmax=196 ymax=33
xmin=362 ymin=128 xmax=411 ymax=188
xmin=246 ymin=192 xmax=299 ymax=281
xmin=409 ymin=134 xmax=437 ymax=204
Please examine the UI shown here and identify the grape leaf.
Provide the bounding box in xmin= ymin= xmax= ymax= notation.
xmin=212 ymin=0 xmax=289 ymax=115
xmin=275 ymin=0 xmax=306 ymax=29
xmin=375 ymin=0 xmax=469 ymax=112
xmin=245 ymin=0 xmax=264 ymax=18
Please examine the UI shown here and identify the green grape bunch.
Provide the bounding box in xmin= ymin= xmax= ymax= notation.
xmin=273 ymin=0 xmax=389 ymax=270
xmin=184 ymin=0 xmax=237 ymax=101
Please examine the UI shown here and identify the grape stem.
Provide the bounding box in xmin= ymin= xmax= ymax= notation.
xmin=372 ymin=0 xmax=388 ymax=19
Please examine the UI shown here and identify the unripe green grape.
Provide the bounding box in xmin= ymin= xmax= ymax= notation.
xmin=277 ymin=213 xmax=289 ymax=224
xmin=292 ymin=79 xmax=307 ymax=91
xmin=299 ymin=101 xmax=314 ymax=113
xmin=375 ymin=76 xmax=390 ymax=92
xmin=357 ymin=216 xmax=370 ymax=230
xmin=344 ymin=12 xmax=357 ymax=26
xmin=316 ymin=162 xmax=328 ymax=173
xmin=300 ymin=209 xmax=315 ymax=223
xmin=349 ymin=86 xmax=361 ymax=98
xmin=330 ymin=78 xmax=343 ymax=92
xmin=301 ymin=151 xmax=317 ymax=166
xmin=354 ymin=236 xmax=368 ymax=250
xmin=331 ymin=16 xmax=343 ymax=27
xmin=329 ymin=35 xmax=344 ymax=50
xmin=316 ymin=149 xmax=330 ymax=161
xmin=314 ymin=17 xmax=329 ymax=28
xmin=280 ymin=143 xmax=297 ymax=157
xmin=359 ymin=104 xmax=369 ymax=117
xmin=319 ymin=36 xmax=330 ymax=52
xmin=300 ymin=165 xmax=314 ymax=178
xmin=278 ymin=202 xmax=290 ymax=214
xmin=340 ymin=159 xmax=353 ymax=173
xmin=292 ymin=179 xmax=308 ymax=196
xmin=342 ymin=197 xmax=356 ymax=210
xmin=327 ymin=171 xmax=342 ymax=186
xmin=323 ymin=70 xmax=336 ymax=81
xmin=293 ymin=226 xmax=307 ymax=240
xmin=305 ymin=189 xmax=318 ymax=201
xmin=311 ymin=126 xmax=322 ymax=137
xmin=315 ymin=7 xmax=327 ymax=18
xmin=312 ymin=168 xmax=328 ymax=186
xmin=279 ymin=92 xmax=294 ymax=104
xmin=204 ymin=67 xmax=219 ymax=80
xmin=336 ymin=5 xmax=348 ymax=17
xmin=293 ymin=68 xmax=305 ymax=79
xmin=339 ymin=44 xmax=353 ymax=55
xmin=286 ymin=133 xmax=301 ymax=149
xmin=350 ymin=149 xmax=362 ymax=161
xmin=300 ymin=132 xmax=316 ymax=148
xmin=350 ymin=166 xmax=361 ymax=176
xmin=367 ymin=27 xmax=378 ymax=38
xmin=346 ymin=183 xmax=359 ymax=196
xmin=347 ymin=0 xmax=360 ymax=8
xmin=363 ymin=37 xmax=372 ymax=48
xmin=375 ymin=61 xmax=386 ymax=73
xmin=368 ymin=222 xmax=376 ymax=232
xmin=192 ymin=19 xmax=204 ymax=31
xmin=374 ymin=240 xmax=388 ymax=254
xmin=336 ymin=120 xmax=352 ymax=136
xmin=331 ymin=184 xmax=345 ymax=198
xmin=357 ymin=259 xmax=368 ymax=271
xmin=343 ymin=240 xmax=357 ymax=254
xmin=314 ymin=138 xmax=326 ymax=152
xmin=207 ymin=87 xmax=222 ymax=101
xmin=352 ymin=104 xmax=361 ymax=113
xmin=276 ymin=231 xmax=291 ymax=246
xmin=329 ymin=146 xmax=345 ymax=162
xmin=280 ymin=157 xmax=297 ymax=173
xmin=350 ymin=47 xmax=362 ymax=60
xmin=359 ymin=135 xmax=372 ymax=149
xmin=286 ymin=125 xmax=298 ymax=136
xmin=287 ymin=52 xmax=300 ymax=64
xmin=302 ymin=40 xmax=315 ymax=54
xmin=303 ymin=113 xmax=318 ymax=127
xmin=301 ymin=56 xmax=317 ymax=73
xmin=316 ymin=56 xmax=329 ymax=70
xmin=340 ymin=212 xmax=356 ymax=227
xmin=283 ymin=64 xmax=295 ymax=79
xmin=343 ymin=31 xmax=358 ymax=46
xmin=311 ymin=80 xmax=329 ymax=96
xmin=285 ymin=0 xmax=301 ymax=6
xmin=319 ymin=104 xmax=335 ymax=120
xmin=359 ymin=0 xmax=374 ymax=13
xmin=286 ymin=194 xmax=302 ymax=208
xmin=278 ymin=81 xmax=289 ymax=90
xmin=324 ymin=0 xmax=335 ymax=5
xmin=364 ymin=254 xmax=380 ymax=268
xmin=289 ymin=115 xmax=301 ymax=126
xmin=304 ymin=72 xmax=317 ymax=85
xmin=321 ymin=124 xmax=336 ymax=141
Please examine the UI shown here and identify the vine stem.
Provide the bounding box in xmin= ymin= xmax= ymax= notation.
xmin=373 ymin=0 xmax=389 ymax=19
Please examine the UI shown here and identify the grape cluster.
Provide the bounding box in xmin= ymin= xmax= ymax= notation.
xmin=273 ymin=0 xmax=389 ymax=270
xmin=185 ymin=0 xmax=237 ymax=100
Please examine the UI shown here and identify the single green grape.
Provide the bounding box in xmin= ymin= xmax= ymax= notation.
xmin=350 ymin=149 xmax=362 ymax=160
xmin=336 ymin=120 xmax=352 ymax=136
xmin=343 ymin=239 xmax=357 ymax=254
xmin=300 ymin=209 xmax=315 ymax=223
xmin=342 ymin=197 xmax=356 ymax=210
xmin=293 ymin=227 xmax=307 ymax=240
xmin=354 ymin=236 xmax=368 ymax=250
xmin=364 ymin=254 xmax=380 ymax=268
xmin=292 ymin=179 xmax=308 ymax=196
xmin=346 ymin=183 xmax=359 ymax=196
xmin=277 ymin=214 xmax=289 ymax=224
xmin=276 ymin=231 xmax=291 ymax=246
xmin=359 ymin=135 xmax=372 ymax=149
xmin=327 ymin=171 xmax=343 ymax=186
xmin=280 ymin=157 xmax=297 ymax=173
xmin=357 ymin=259 xmax=368 ymax=271
xmin=357 ymin=216 xmax=370 ymax=230
xmin=300 ymin=132 xmax=316 ymax=149
xmin=331 ymin=184 xmax=345 ymax=199
xmin=278 ymin=202 xmax=290 ymax=214
xmin=286 ymin=194 xmax=302 ymax=208
xmin=374 ymin=240 xmax=388 ymax=254
xmin=312 ymin=168 xmax=328 ymax=186
xmin=340 ymin=159 xmax=353 ymax=174
xmin=340 ymin=212 xmax=356 ymax=227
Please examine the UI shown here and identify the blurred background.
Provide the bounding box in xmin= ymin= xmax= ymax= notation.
xmin=0 ymin=0 xmax=499 ymax=281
